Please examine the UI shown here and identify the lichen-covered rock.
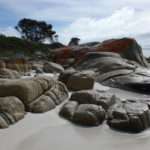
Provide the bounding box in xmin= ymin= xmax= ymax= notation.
xmin=43 ymin=62 xmax=64 ymax=73
xmin=0 ymin=76 xmax=68 ymax=113
xmin=0 ymin=96 xmax=25 ymax=128
xmin=59 ymin=101 xmax=105 ymax=126
xmin=107 ymin=99 xmax=150 ymax=133
xmin=70 ymin=90 xmax=116 ymax=110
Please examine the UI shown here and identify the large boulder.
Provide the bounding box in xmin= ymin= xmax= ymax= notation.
xmin=107 ymin=99 xmax=150 ymax=133
xmin=43 ymin=62 xmax=64 ymax=73
xmin=0 ymin=77 xmax=68 ymax=113
xmin=59 ymin=69 xmax=95 ymax=91
xmin=76 ymin=52 xmax=150 ymax=93
xmin=59 ymin=101 xmax=105 ymax=126
xmin=0 ymin=96 xmax=25 ymax=128
xmin=96 ymin=38 xmax=148 ymax=67
xmin=70 ymin=90 xmax=117 ymax=110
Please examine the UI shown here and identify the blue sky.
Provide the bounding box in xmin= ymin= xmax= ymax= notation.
xmin=0 ymin=0 xmax=150 ymax=48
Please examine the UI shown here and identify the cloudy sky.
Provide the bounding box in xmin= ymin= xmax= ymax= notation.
xmin=0 ymin=0 xmax=150 ymax=50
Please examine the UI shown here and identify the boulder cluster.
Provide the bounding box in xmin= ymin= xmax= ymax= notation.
xmin=0 ymin=76 xmax=68 ymax=128
xmin=60 ymin=90 xmax=150 ymax=133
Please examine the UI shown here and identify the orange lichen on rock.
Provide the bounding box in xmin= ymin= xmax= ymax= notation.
xmin=95 ymin=38 xmax=135 ymax=53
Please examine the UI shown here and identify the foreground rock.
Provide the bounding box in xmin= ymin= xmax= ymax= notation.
xmin=59 ymin=90 xmax=116 ymax=126
xmin=0 ymin=76 xmax=68 ymax=113
xmin=60 ymin=101 xmax=105 ymax=126
xmin=107 ymin=99 xmax=150 ymax=133
xmin=70 ymin=90 xmax=117 ymax=110
xmin=59 ymin=69 xmax=95 ymax=91
xmin=0 ymin=96 xmax=25 ymax=128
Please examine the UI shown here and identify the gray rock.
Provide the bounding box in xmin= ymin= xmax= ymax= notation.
xmin=0 ymin=68 xmax=20 ymax=79
xmin=70 ymin=90 xmax=116 ymax=110
xmin=43 ymin=62 xmax=64 ymax=73
xmin=0 ymin=96 xmax=25 ymax=128
xmin=0 ymin=77 xmax=69 ymax=113
xmin=59 ymin=101 xmax=105 ymax=126
xmin=73 ymin=104 xmax=105 ymax=126
xmin=107 ymin=99 xmax=150 ymax=133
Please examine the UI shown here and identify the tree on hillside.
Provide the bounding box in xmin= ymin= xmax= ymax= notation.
xmin=15 ymin=18 xmax=56 ymax=43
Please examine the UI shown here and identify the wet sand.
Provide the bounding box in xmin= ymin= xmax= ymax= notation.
xmin=0 ymin=83 xmax=150 ymax=150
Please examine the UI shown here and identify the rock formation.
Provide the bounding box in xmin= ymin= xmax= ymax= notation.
xmin=59 ymin=69 xmax=95 ymax=91
xmin=0 ymin=76 xmax=68 ymax=113
xmin=0 ymin=96 xmax=25 ymax=128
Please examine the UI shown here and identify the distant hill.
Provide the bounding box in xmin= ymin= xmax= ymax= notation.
xmin=0 ymin=35 xmax=65 ymax=58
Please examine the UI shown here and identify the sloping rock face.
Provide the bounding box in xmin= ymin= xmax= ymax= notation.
xmin=76 ymin=52 xmax=150 ymax=93
xmin=107 ymin=99 xmax=150 ymax=133
xmin=0 ymin=77 xmax=68 ymax=113
xmin=96 ymin=38 xmax=148 ymax=67
xmin=43 ymin=62 xmax=64 ymax=73
xmin=59 ymin=69 xmax=95 ymax=91
xmin=0 ymin=96 xmax=25 ymax=128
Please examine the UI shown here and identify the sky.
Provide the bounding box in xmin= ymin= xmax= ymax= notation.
xmin=0 ymin=0 xmax=150 ymax=53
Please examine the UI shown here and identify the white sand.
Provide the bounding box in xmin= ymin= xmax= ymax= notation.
xmin=0 ymin=83 xmax=150 ymax=150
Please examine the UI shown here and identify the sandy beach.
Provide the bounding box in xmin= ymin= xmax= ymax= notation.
xmin=0 ymin=83 xmax=150 ymax=150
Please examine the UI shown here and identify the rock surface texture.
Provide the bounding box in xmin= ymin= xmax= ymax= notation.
xmin=107 ymin=99 xmax=150 ymax=133
xmin=0 ymin=76 xmax=68 ymax=113
xmin=59 ymin=69 xmax=95 ymax=91
xmin=0 ymin=96 xmax=25 ymax=128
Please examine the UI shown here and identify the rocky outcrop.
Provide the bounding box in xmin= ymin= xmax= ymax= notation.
xmin=43 ymin=62 xmax=64 ymax=73
xmin=59 ymin=69 xmax=95 ymax=91
xmin=96 ymin=38 xmax=148 ymax=67
xmin=76 ymin=52 xmax=150 ymax=93
xmin=60 ymin=101 xmax=105 ymax=126
xmin=53 ymin=38 xmax=148 ymax=68
xmin=0 ymin=76 xmax=68 ymax=113
xmin=0 ymin=96 xmax=25 ymax=128
xmin=107 ymin=99 xmax=150 ymax=133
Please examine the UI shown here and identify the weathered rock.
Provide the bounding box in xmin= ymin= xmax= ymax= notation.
xmin=28 ymin=95 xmax=56 ymax=113
xmin=107 ymin=99 xmax=150 ymax=133
xmin=0 ymin=77 xmax=68 ymax=113
xmin=43 ymin=62 xmax=64 ymax=73
xmin=59 ymin=101 xmax=105 ymax=126
xmin=70 ymin=90 xmax=117 ymax=110
xmin=59 ymin=68 xmax=76 ymax=84
xmin=53 ymin=38 xmax=148 ymax=68
xmin=59 ymin=69 xmax=95 ymax=91
xmin=0 ymin=96 xmax=25 ymax=128
xmin=73 ymin=104 xmax=105 ymax=126
xmin=96 ymin=38 xmax=148 ymax=67
xmin=67 ymin=71 xmax=95 ymax=91
xmin=59 ymin=101 xmax=78 ymax=120
xmin=0 ymin=68 xmax=20 ymax=79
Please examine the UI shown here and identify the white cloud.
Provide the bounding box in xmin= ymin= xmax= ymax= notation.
xmin=0 ymin=27 xmax=20 ymax=37
xmin=59 ymin=7 xmax=150 ymax=44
